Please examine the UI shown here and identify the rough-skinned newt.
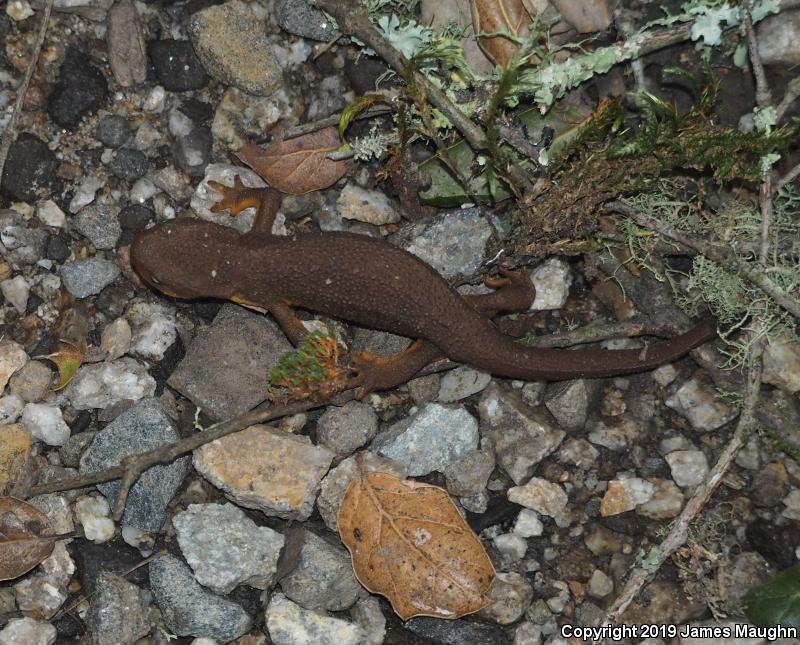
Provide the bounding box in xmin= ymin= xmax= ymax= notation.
xmin=130 ymin=178 xmax=717 ymax=395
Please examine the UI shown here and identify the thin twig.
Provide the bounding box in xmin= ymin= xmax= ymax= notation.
xmin=282 ymin=105 xmax=394 ymax=140
xmin=745 ymin=4 xmax=772 ymax=109
xmin=606 ymin=201 xmax=800 ymax=319
xmin=775 ymin=159 xmax=800 ymax=193
xmin=0 ymin=0 xmax=54 ymax=180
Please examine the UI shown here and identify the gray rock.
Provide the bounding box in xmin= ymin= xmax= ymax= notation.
xmin=80 ymin=398 xmax=190 ymax=533
xmin=373 ymin=403 xmax=479 ymax=476
xmin=316 ymin=400 xmax=378 ymax=456
xmin=9 ymin=360 xmax=52 ymax=402
xmin=0 ymin=210 xmax=48 ymax=266
xmin=478 ymin=383 xmax=565 ymax=484
xmin=665 ymin=376 xmax=737 ymax=431
xmin=74 ymin=204 xmax=121 ymax=250
xmin=665 ymin=450 xmax=708 ymax=488
xmin=168 ymin=304 xmax=293 ymax=420
xmin=149 ymin=554 xmax=252 ymax=643
xmin=189 ymin=0 xmax=283 ymax=96
xmin=280 ymin=530 xmax=360 ymax=611
xmin=543 ymin=379 xmax=600 ymax=432
xmin=275 ymin=0 xmax=339 ymax=41
xmin=59 ymin=431 xmax=97 ymax=468
xmin=86 ymin=572 xmax=150 ymax=645
xmin=443 ymin=449 xmax=495 ymax=497
xmin=477 ymin=571 xmax=533 ymax=625
xmin=757 ymin=9 xmax=800 ymax=66
xmin=350 ymin=596 xmax=386 ymax=645
xmin=173 ymin=127 xmax=212 ymax=177
xmin=266 ymin=593 xmax=365 ymax=645
xmin=438 ymin=366 xmax=491 ymax=402
xmin=394 ymin=207 xmax=493 ymax=278
xmin=173 ymin=503 xmax=284 ymax=594
xmin=61 ymin=257 xmax=120 ymax=298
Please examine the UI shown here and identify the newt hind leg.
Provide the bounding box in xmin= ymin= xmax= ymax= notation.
xmin=207 ymin=175 xmax=282 ymax=234
xmin=347 ymin=340 xmax=444 ymax=399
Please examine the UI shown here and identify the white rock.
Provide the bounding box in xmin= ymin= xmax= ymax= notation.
xmin=762 ymin=337 xmax=800 ymax=393
xmin=1 ymin=275 xmax=30 ymax=313
xmin=493 ymin=533 xmax=528 ymax=561
xmin=74 ymin=495 xmax=115 ymax=543
xmin=21 ymin=403 xmax=70 ymax=446
xmin=783 ymin=488 xmax=800 ymax=520
xmin=100 ymin=317 xmax=132 ymax=360
xmin=0 ymin=617 xmax=56 ymax=645
xmin=337 ymin=183 xmax=400 ymax=225
xmin=665 ymin=377 xmax=737 ymax=431
xmin=652 ymin=363 xmax=678 ymax=386
xmin=529 ymin=258 xmax=571 ymax=311
xmin=508 ymin=477 xmax=569 ymax=521
xmin=129 ymin=177 xmax=160 ymax=204
xmin=0 ymin=341 xmax=28 ymax=390
xmin=588 ymin=569 xmax=613 ymax=598
xmin=665 ymin=450 xmax=709 ymax=488
xmin=513 ymin=509 xmax=544 ymax=537
xmin=6 ymin=1 xmax=35 ymax=21
xmin=68 ymin=176 xmax=105 ymax=213
xmin=36 ymin=200 xmax=66 ymax=228
xmin=125 ymin=300 xmax=177 ymax=361
xmin=64 ymin=358 xmax=156 ymax=410
xmin=266 ymin=593 xmax=365 ymax=645
xmin=143 ymin=85 xmax=166 ymax=112
xmin=0 ymin=394 xmax=24 ymax=423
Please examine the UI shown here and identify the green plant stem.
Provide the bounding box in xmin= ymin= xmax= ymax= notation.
xmin=607 ymin=201 xmax=800 ymax=320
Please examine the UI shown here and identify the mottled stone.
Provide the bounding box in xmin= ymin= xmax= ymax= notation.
xmin=373 ymin=403 xmax=478 ymax=476
xmin=665 ymin=377 xmax=737 ymax=431
xmin=80 ymin=398 xmax=190 ymax=533
xmin=479 ymin=383 xmax=564 ymax=484
xmin=0 ymin=341 xmax=27 ymax=390
xmin=194 ymin=425 xmax=333 ymax=520
xmin=150 ymin=554 xmax=252 ymax=642
xmin=665 ymin=450 xmax=709 ymax=488
xmin=507 ymin=477 xmax=569 ymax=521
xmin=438 ymin=366 xmax=491 ymax=403
xmin=173 ymin=503 xmax=284 ymax=594
xmin=600 ymin=478 xmax=655 ymax=516
xmin=168 ymin=304 xmax=292 ymax=420
xmin=544 ymin=379 xmax=599 ymax=432
xmin=477 ymin=571 xmax=533 ymax=625
xmin=316 ymin=400 xmax=378 ymax=456
xmin=265 ymin=593 xmax=365 ymax=645
xmin=86 ymin=572 xmax=150 ymax=645
xmin=443 ymin=449 xmax=495 ymax=496
xmin=65 ymin=358 xmax=155 ymax=410
xmin=280 ymin=530 xmax=360 ymax=611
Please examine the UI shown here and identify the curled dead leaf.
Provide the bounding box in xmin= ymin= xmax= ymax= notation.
xmin=236 ymin=127 xmax=349 ymax=195
xmin=0 ymin=497 xmax=55 ymax=581
xmin=338 ymin=470 xmax=496 ymax=620
xmin=471 ymin=0 xmax=534 ymax=68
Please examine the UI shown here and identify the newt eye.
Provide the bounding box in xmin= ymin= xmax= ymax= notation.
xmin=150 ymin=275 xmax=162 ymax=285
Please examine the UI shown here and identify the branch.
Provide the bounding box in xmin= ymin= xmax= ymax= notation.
xmin=0 ymin=0 xmax=54 ymax=180
xmin=607 ymin=201 xmax=800 ymax=320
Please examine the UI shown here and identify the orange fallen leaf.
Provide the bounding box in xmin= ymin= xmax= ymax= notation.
xmin=236 ymin=127 xmax=349 ymax=195
xmin=471 ymin=0 xmax=534 ymax=68
xmin=0 ymin=497 xmax=56 ymax=581
xmin=338 ymin=470 xmax=496 ymax=620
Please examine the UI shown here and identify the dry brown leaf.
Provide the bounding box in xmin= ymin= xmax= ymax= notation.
xmin=0 ymin=497 xmax=55 ymax=581
xmin=338 ymin=470 xmax=496 ymax=620
xmin=236 ymin=127 xmax=349 ymax=195
xmin=471 ymin=0 xmax=534 ymax=68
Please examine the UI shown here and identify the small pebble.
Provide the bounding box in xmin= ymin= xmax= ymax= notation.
xmin=513 ymin=509 xmax=544 ymax=538
xmin=48 ymin=48 xmax=108 ymax=129
xmin=1 ymin=275 xmax=30 ymax=313
xmin=74 ymin=495 xmax=115 ymax=543
xmin=21 ymin=403 xmax=70 ymax=446
xmin=109 ymin=148 xmax=150 ymax=182
xmin=148 ymin=41 xmax=210 ymax=91
xmin=9 ymin=360 xmax=52 ymax=402
xmin=37 ymin=200 xmax=66 ymax=228
xmin=61 ymin=257 xmax=120 ymax=299
xmin=95 ymin=114 xmax=131 ymax=148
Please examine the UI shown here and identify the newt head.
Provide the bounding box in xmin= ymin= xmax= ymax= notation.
xmin=131 ymin=218 xmax=242 ymax=300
